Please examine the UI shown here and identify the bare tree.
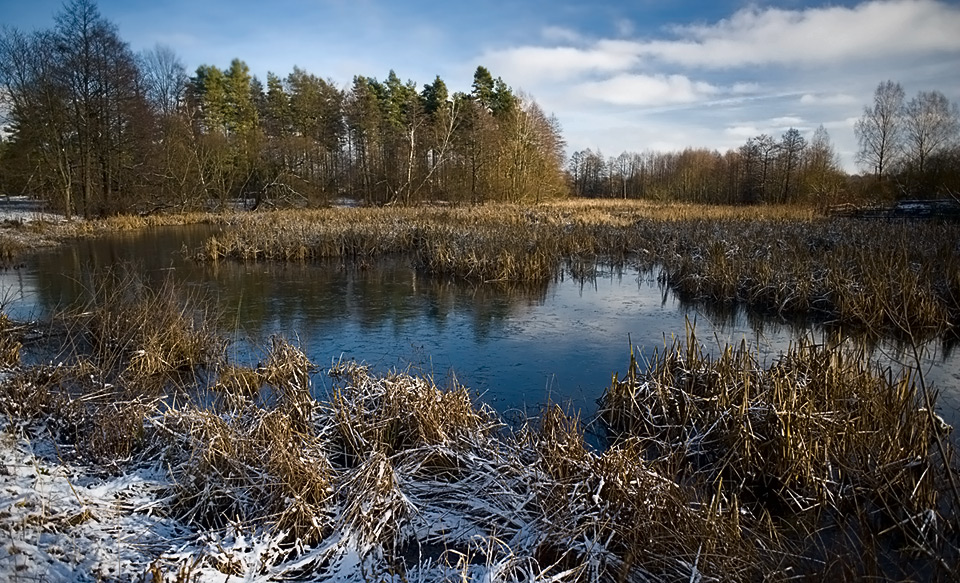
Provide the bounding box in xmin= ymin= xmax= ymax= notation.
xmin=904 ymin=90 xmax=959 ymax=176
xmin=0 ymin=28 xmax=74 ymax=213
xmin=778 ymin=128 xmax=806 ymax=203
xmin=855 ymin=80 xmax=905 ymax=182
xmin=140 ymin=44 xmax=187 ymax=117
xmin=803 ymin=125 xmax=844 ymax=208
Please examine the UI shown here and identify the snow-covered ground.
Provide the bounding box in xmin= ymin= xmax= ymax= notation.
xmin=0 ymin=359 xmax=596 ymax=583
xmin=0 ymin=197 xmax=64 ymax=224
xmin=0 ymin=424 xmax=180 ymax=581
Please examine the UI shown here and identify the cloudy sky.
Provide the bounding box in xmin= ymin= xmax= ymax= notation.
xmin=5 ymin=0 xmax=960 ymax=171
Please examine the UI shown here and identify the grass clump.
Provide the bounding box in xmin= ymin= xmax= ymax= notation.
xmin=0 ymin=313 xmax=22 ymax=368
xmin=59 ymin=268 xmax=224 ymax=380
xmin=325 ymin=360 xmax=500 ymax=466
xmin=0 ymin=232 xmax=26 ymax=267
xmin=0 ymin=361 xmax=158 ymax=466
xmin=599 ymin=328 xmax=959 ymax=579
xmin=526 ymin=404 xmax=774 ymax=580
xmin=159 ymin=405 xmax=334 ymax=546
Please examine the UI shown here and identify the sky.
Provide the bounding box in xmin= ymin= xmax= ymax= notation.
xmin=3 ymin=0 xmax=960 ymax=172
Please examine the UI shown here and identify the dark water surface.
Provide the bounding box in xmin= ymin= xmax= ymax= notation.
xmin=4 ymin=225 xmax=960 ymax=427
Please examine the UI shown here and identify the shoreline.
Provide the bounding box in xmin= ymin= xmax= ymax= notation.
xmin=0 ymin=296 xmax=956 ymax=580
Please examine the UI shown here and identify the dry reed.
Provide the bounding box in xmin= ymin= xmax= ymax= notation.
xmin=188 ymin=203 xmax=960 ymax=339
xmin=1 ymin=266 xmax=957 ymax=580
xmin=0 ymin=313 xmax=22 ymax=368
xmin=58 ymin=268 xmax=224 ymax=380
xmin=599 ymin=327 xmax=959 ymax=578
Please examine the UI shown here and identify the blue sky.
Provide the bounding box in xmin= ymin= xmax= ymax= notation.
xmin=5 ymin=0 xmax=960 ymax=171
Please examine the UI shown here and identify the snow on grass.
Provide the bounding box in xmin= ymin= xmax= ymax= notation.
xmin=0 ymin=425 xmax=181 ymax=581
xmin=0 ymin=347 xmax=955 ymax=581
xmin=0 ymin=197 xmax=65 ymax=225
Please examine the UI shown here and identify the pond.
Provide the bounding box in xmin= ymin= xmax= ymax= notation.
xmin=4 ymin=224 xmax=960 ymax=430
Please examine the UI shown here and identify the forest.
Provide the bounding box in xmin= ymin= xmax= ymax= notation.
xmin=0 ymin=0 xmax=958 ymax=217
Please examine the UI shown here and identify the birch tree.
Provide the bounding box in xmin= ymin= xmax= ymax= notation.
xmin=855 ymin=80 xmax=905 ymax=183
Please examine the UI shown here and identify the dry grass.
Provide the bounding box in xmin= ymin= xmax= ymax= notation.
xmin=1 ymin=332 xmax=956 ymax=580
xmin=57 ymin=268 xmax=224 ymax=381
xmin=0 ymin=232 xmax=26 ymax=266
xmin=6 ymin=200 xmax=955 ymax=337
xmin=0 ymin=313 xmax=22 ymax=368
xmin=158 ymin=404 xmax=334 ymax=545
xmin=526 ymin=404 xmax=776 ymax=580
xmin=0 ymin=260 xmax=957 ymax=580
xmin=326 ymin=361 xmax=498 ymax=463
xmin=187 ymin=203 xmax=960 ymax=338
xmin=545 ymin=197 xmax=819 ymax=221
xmin=599 ymin=328 xmax=959 ymax=579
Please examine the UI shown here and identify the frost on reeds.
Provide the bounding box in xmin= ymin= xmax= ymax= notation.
xmin=658 ymin=218 xmax=960 ymax=339
xmin=2 ymin=336 xmax=795 ymax=581
xmin=160 ymin=337 xmax=330 ymax=544
xmin=600 ymin=328 xmax=959 ymax=578
xmin=2 ymin=275 xmax=958 ymax=579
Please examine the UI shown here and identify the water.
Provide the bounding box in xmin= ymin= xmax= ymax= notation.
xmin=4 ymin=225 xmax=959 ymax=427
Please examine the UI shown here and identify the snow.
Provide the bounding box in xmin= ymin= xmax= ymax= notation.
xmin=0 ymin=197 xmax=64 ymax=224
xmin=0 ymin=426 xmax=181 ymax=582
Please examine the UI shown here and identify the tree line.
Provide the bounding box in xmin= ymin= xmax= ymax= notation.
xmin=568 ymin=126 xmax=846 ymax=207
xmin=0 ymin=0 xmax=567 ymax=217
xmin=568 ymin=80 xmax=960 ymax=206
xmin=855 ymin=80 xmax=960 ymax=199
xmin=1 ymin=1 xmax=958 ymax=216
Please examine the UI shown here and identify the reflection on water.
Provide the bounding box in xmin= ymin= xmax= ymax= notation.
xmin=3 ymin=225 xmax=959 ymax=428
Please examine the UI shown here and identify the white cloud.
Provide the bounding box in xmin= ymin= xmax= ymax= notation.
xmin=541 ymin=26 xmax=582 ymax=44
xmin=576 ymin=74 xmax=719 ymax=106
xmin=770 ymin=116 xmax=805 ymax=127
xmin=631 ymin=0 xmax=960 ymax=68
xmin=469 ymin=0 xmax=957 ymax=173
xmin=614 ymin=18 xmax=634 ymax=37
xmin=731 ymin=82 xmax=760 ymax=94
xmin=800 ymin=93 xmax=858 ymax=106
xmin=481 ymin=45 xmax=639 ymax=82
xmin=478 ymin=2 xmax=960 ymax=93
xmin=725 ymin=125 xmax=762 ymax=139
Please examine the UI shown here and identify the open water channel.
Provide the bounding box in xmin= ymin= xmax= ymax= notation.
xmin=3 ymin=224 xmax=960 ymax=430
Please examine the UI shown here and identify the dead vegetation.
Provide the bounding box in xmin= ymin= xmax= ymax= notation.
xmin=0 ymin=228 xmax=958 ymax=580
xmin=190 ymin=202 xmax=960 ymax=339
xmin=0 ymin=313 xmax=22 ymax=368
xmin=4 ymin=200 xmax=957 ymax=338
xmin=599 ymin=328 xmax=960 ymax=580
xmin=1 ymin=287 xmax=957 ymax=580
xmin=56 ymin=268 xmax=224 ymax=380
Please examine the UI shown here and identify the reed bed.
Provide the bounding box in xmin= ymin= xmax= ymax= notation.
xmin=0 ymin=313 xmax=21 ymax=368
xmin=600 ymin=329 xmax=959 ymax=579
xmin=2 ymin=280 xmax=957 ymax=580
xmin=191 ymin=203 xmax=960 ymax=339
xmin=5 ymin=199 xmax=953 ymax=338
xmin=0 ymin=232 xmax=26 ymax=266
xmin=56 ymin=268 xmax=224 ymax=380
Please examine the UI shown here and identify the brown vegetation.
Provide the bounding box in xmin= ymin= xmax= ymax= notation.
xmin=0 ymin=269 xmax=956 ymax=580
xmin=194 ymin=201 xmax=960 ymax=339
xmin=56 ymin=268 xmax=224 ymax=380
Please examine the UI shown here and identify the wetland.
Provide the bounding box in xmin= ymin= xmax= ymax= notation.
xmin=2 ymin=201 xmax=959 ymax=581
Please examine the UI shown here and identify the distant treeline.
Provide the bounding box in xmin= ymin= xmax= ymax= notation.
xmin=568 ymin=126 xmax=846 ymax=206
xmin=570 ymin=82 xmax=960 ymax=205
xmin=1 ymin=0 xmax=958 ymax=217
